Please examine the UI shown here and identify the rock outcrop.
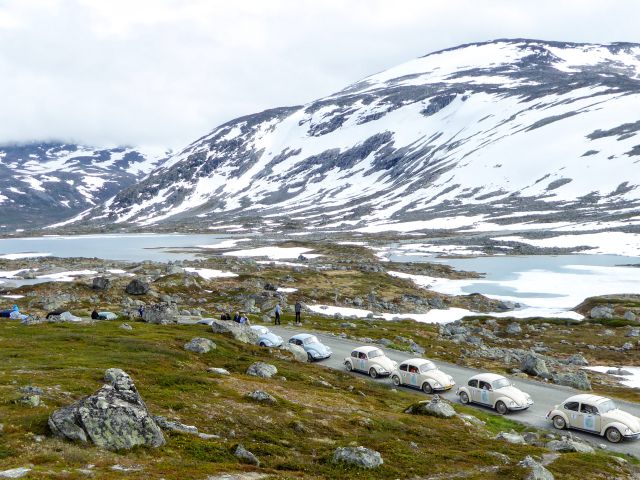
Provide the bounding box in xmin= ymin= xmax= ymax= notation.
xmin=125 ymin=279 xmax=150 ymax=296
xmin=48 ymin=369 xmax=165 ymax=450
xmin=184 ymin=337 xmax=216 ymax=354
xmin=246 ymin=362 xmax=278 ymax=379
xmin=332 ymin=446 xmax=383 ymax=469
xmin=210 ymin=320 xmax=259 ymax=344
xmin=142 ymin=303 xmax=178 ymax=324
xmin=404 ymin=395 xmax=456 ymax=418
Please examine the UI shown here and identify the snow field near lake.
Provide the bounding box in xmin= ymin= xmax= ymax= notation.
xmin=183 ymin=267 xmax=238 ymax=279
xmin=584 ymin=366 xmax=640 ymax=389
xmin=196 ymin=238 xmax=250 ymax=249
xmin=0 ymin=252 xmax=51 ymax=260
xmin=387 ymin=266 xmax=640 ymax=318
xmin=224 ymin=247 xmax=322 ymax=260
xmin=493 ymin=232 xmax=640 ymax=257
xmin=308 ymin=304 xmax=490 ymax=324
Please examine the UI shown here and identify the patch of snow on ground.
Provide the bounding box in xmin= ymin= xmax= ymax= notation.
xmin=357 ymin=216 xmax=486 ymax=233
xmin=584 ymin=366 xmax=640 ymax=389
xmin=255 ymin=260 xmax=309 ymax=268
xmin=336 ymin=241 xmax=368 ymax=246
xmin=492 ymin=232 xmax=640 ymax=256
xmin=197 ymin=238 xmax=251 ymax=249
xmin=2 ymin=294 xmax=25 ymax=299
xmin=276 ymin=287 xmax=298 ymax=293
xmin=0 ymin=253 xmax=51 ymax=260
xmin=307 ymin=304 xmax=475 ymax=324
xmin=36 ymin=270 xmax=98 ymax=282
xmin=224 ymin=247 xmax=322 ymax=260
xmin=184 ymin=267 xmax=238 ymax=279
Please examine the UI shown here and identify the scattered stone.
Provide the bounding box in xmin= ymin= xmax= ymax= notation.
xmin=235 ymin=444 xmax=260 ymax=466
xmin=590 ymin=306 xmax=613 ymax=319
xmin=623 ymin=311 xmax=636 ymax=322
xmin=119 ymin=323 xmax=133 ymax=331
xmin=282 ymin=342 xmax=307 ymax=362
xmin=340 ymin=322 xmax=357 ymax=329
xmin=564 ymin=353 xmax=589 ymax=366
xmin=0 ymin=468 xmax=32 ymax=479
xmin=211 ymin=320 xmax=259 ymax=344
xmin=184 ymin=337 xmax=216 ymax=354
xmin=125 ymin=278 xmax=150 ymax=296
xmin=92 ymin=277 xmax=110 ymax=291
xmin=505 ymin=322 xmax=522 ymax=335
xmin=48 ymin=369 xmax=165 ymax=450
xmin=521 ymin=352 xmax=549 ymax=377
xmin=206 ymin=474 xmax=268 ymax=480
xmin=625 ymin=328 xmax=640 ymax=337
xmin=495 ymin=431 xmax=526 ymax=444
xmin=246 ymin=390 xmax=277 ymax=405
xmin=622 ymin=342 xmax=634 ymax=351
xmin=606 ymin=368 xmax=632 ymax=376
xmin=246 ymin=362 xmax=278 ymax=379
xmin=153 ymin=416 xmax=198 ymax=435
xmin=142 ymin=303 xmax=178 ymax=324
xmin=207 ymin=367 xmax=230 ymax=375
xmin=332 ymin=446 xmax=383 ymax=469
xmin=519 ymin=455 xmax=555 ymax=480
xmin=404 ymin=395 xmax=456 ymax=418
xmin=546 ymin=437 xmax=595 ymax=453
xmin=552 ymin=371 xmax=591 ymax=390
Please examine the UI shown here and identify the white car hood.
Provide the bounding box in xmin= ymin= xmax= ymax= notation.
xmin=606 ymin=410 xmax=640 ymax=431
xmin=425 ymin=370 xmax=452 ymax=385
xmin=496 ymin=386 xmax=529 ymax=404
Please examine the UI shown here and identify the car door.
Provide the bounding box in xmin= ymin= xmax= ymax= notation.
xmin=580 ymin=403 xmax=602 ymax=432
xmin=357 ymin=352 xmax=368 ymax=372
xmin=467 ymin=379 xmax=480 ymax=402
xmin=477 ymin=380 xmax=493 ymax=405
xmin=563 ymin=401 xmax=580 ymax=428
xmin=407 ymin=364 xmax=420 ymax=388
xmin=399 ymin=363 xmax=408 ymax=384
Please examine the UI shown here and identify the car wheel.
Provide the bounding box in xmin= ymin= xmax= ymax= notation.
xmin=422 ymin=382 xmax=433 ymax=394
xmin=259 ymin=342 xmax=266 ymax=347
xmin=459 ymin=391 xmax=470 ymax=404
xmin=392 ymin=375 xmax=401 ymax=386
xmin=307 ymin=353 xmax=313 ymax=362
xmin=552 ymin=415 xmax=566 ymax=430
xmin=495 ymin=401 xmax=508 ymax=415
xmin=605 ymin=427 xmax=622 ymax=443
xmin=369 ymin=368 xmax=378 ymax=379
xmin=345 ymin=361 xmax=352 ymax=372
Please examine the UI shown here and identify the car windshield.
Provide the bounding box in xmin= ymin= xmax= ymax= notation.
xmin=491 ymin=378 xmax=511 ymax=390
xmin=368 ymin=349 xmax=384 ymax=359
xmin=420 ymin=361 xmax=437 ymax=372
xmin=303 ymin=336 xmax=319 ymax=345
xmin=599 ymin=400 xmax=617 ymax=413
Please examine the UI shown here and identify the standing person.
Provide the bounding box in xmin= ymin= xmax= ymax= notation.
xmin=274 ymin=303 xmax=281 ymax=325
xmin=295 ymin=301 xmax=302 ymax=325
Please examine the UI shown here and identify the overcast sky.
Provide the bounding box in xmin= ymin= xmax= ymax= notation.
xmin=1 ymin=0 xmax=638 ymax=150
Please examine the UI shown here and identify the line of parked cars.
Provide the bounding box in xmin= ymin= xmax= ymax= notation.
xmin=213 ymin=322 xmax=640 ymax=444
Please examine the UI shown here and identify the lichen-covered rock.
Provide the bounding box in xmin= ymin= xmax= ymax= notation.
xmin=519 ymin=455 xmax=555 ymax=480
xmin=246 ymin=362 xmax=278 ymax=379
xmin=48 ymin=369 xmax=165 ymax=451
xmin=184 ymin=337 xmax=216 ymax=354
xmin=281 ymin=342 xmax=307 ymax=362
xmin=142 ymin=303 xmax=178 ymax=324
xmin=404 ymin=395 xmax=456 ymax=418
xmin=0 ymin=467 xmax=32 ymax=479
xmin=521 ymin=352 xmax=549 ymax=377
xmin=92 ymin=277 xmax=110 ymax=291
xmin=246 ymin=390 xmax=277 ymax=404
xmin=495 ymin=431 xmax=526 ymax=444
xmin=235 ymin=444 xmax=260 ymax=466
xmin=332 ymin=446 xmax=383 ymax=469
xmin=125 ymin=278 xmax=150 ymax=296
xmin=210 ymin=319 xmax=259 ymax=344
xmin=506 ymin=322 xmax=522 ymax=335
xmin=546 ymin=437 xmax=594 ymax=453
xmin=590 ymin=305 xmax=614 ymax=319
xmin=551 ymin=371 xmax=591 ymax=390
xmin=153 ymin=416 xmax=198 ymax=435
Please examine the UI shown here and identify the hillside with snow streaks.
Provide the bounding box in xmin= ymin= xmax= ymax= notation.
xmin=0 ymin=142 xmax=168 ymax=230
xmin=87 ymin=40 xmax=640 ymax=230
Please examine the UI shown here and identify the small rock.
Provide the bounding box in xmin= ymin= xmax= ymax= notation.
xmin=184 ymin=337 xmax=216 ymax=354
xmin=119 ymin=323 xmax=133 ymax=331
xmin=125 ymin=278 xmax=150 ymax=296
xmin=519 ymin=455 xmax=555 ymax=480
xmin=564 ymin=353 xmax=589 ymax=366
xmin=246 ymin=390 xmax=277 ymax=404
xmin=404 ymin=395 xmax=456 ymax=418
xmin=590 ymin=305 xmax=614 ymax=319
xmin=521 ymin=352 xmax=549 ymax=377
xmin=332 ymin=446 xmax=383 ymax=469
xmin=235 ymin=444 xmax=260 ymax=466
xmin=546 ymin=437 xmax=595 ymax=453
xmin=246 ymin=362 xmax=278 ymax=379
xmin=0 ymin=468 xmax=32 ymax=479
xmin=340 ymin=322 xmax=357 ymax=329
xmin=207 ymin=367 xmax=230 ymax=375
xmin=505 ymin=322 xmax=522 ymax=335
xmin=153 ymin=416 xmax=198 ymax=435
xmin=92 ymin=277 xmax=110 ymax=291
xmin=495 ymin=431 xmax=526 ymax=444
xmin=623 ymin=311 xmax=636 ymax=322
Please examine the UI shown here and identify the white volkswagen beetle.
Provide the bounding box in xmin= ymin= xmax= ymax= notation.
xmin=547 ymin=394 xmax=640 ymax=443
xmin=391 ymin=358 xmax=455 ymax=394
xmin=344 ymin=346 xmax=397 ymax=378
xmin=457 ymin=373 xmax=533 ymax=414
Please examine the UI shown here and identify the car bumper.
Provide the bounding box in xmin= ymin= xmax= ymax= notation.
xmin=311 ymin=352 xmax=332 ymax=360
xmin=509 ymin=401 xmax=534 ymax=411
xmin=433 ymin=384 xmax=455 ymax=392
xmin=623 ymin=432 xmax=640 ymax=440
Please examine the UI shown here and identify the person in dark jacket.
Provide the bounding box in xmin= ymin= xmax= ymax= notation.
xmin=274 ymin=303 xmax=281 ymax=325
xmin=46 ymin=309 xmax=65 ymax=319
xmin=91 ymin=309 xmax=100 ymax=320
xmin=295 ymin=302 xmax=302 ymax=325
xmin=233 ymin=312 xmax=241 ymax=323
xmin=220 ymin=311 xmax=231 ymax=321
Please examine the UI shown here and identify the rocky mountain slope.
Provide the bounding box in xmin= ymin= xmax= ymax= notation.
xmin=0 ymin=142 xmax=167 ymax=231
xmin=42 ymin=40 xmax=640 ymax=231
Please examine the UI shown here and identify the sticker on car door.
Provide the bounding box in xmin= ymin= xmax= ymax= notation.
xmin=481 ymin=389 xmax=490 ymax=404
xmin=410 ymin=374 xmax=417 ymax=386
xmin=584 ymin=415 xmax=595 ymax=430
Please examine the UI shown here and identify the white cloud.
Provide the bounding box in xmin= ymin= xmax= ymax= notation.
xmin=0 ymin=0 xmax=638 ymax=149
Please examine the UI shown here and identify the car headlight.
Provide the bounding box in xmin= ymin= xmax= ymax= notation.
xmin=433 ymin=381 xmax=442 ymax=388
xmin=509 ymin=400 xmax=519 ymax=407
xmin=377 ymin=367 xmax=387 ymax=373
xmin=625 ymin=427 xmax=633 ymax=435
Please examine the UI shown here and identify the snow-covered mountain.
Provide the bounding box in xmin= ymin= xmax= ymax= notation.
xmin=65 ymin=40 xmax=640 ymax=231
xmin=0 ymin=142 xmax=168 ymax=231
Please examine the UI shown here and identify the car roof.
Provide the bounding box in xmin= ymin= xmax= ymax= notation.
xmin=251 ymin=325 xmax=268 ymax=330
xmin=290 ymin=333 xmax=315 ymax=340
xmin=352 ymin=346 xmax=382 ymax=353
xmin=470 ymin=373 xmax=506 ymax=382
xmin=562 ymin=394 xmax=611 ymax=404
xmin=401 ymin=358 xmax=434 ymax=366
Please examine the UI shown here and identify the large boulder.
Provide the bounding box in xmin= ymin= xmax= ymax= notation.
xmin=142 ymin=303 xmax=178 ymax=324
xmin=404 ymin=395 xmax=456 ymax=418
xmin=210 ymin=320 xmax=259 ymax=344
xmin=125 ymin=279 xmax=150 ymax=296
xmin=235 ymin=444 xmax=260 ymax=466
xmin=521 ymin=352 xmax=549 ymax=377
xmin=552 ymin=371 xmax=591 ymax=390
xmin=246 ymin=390 xmax=277 ymax=405
xmin=495 ymin=431 xmax=526 ymax=444
xmin=92 ymin=277 xmax=111 ymax=291
xmin=246 ymin=362 xmax=278 ymax=379
xmin=546 ymin=437 xmax=594 ymax=453
xmin=590 ymin=305 xmax=614 ymax=319
xmin=505 ymin=322 xmax=522 ymax=335
xmin=332 ymin=446 xmax=383 ymax=469
xmin=184 ymin=337 xmax=216 ymax=354
xmin=519 ymin=456 xmax=555 ymax=480
xmin=281 ymin=342 xmax=308 ymax=362
xmin=48 ymin=369 xmax=164 ymax=450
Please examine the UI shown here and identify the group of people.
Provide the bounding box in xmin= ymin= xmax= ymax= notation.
xmin=0 ymin=304 xmax=20 ymax=319
xmin=220 ymin=301 xmax=303 ymax=326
